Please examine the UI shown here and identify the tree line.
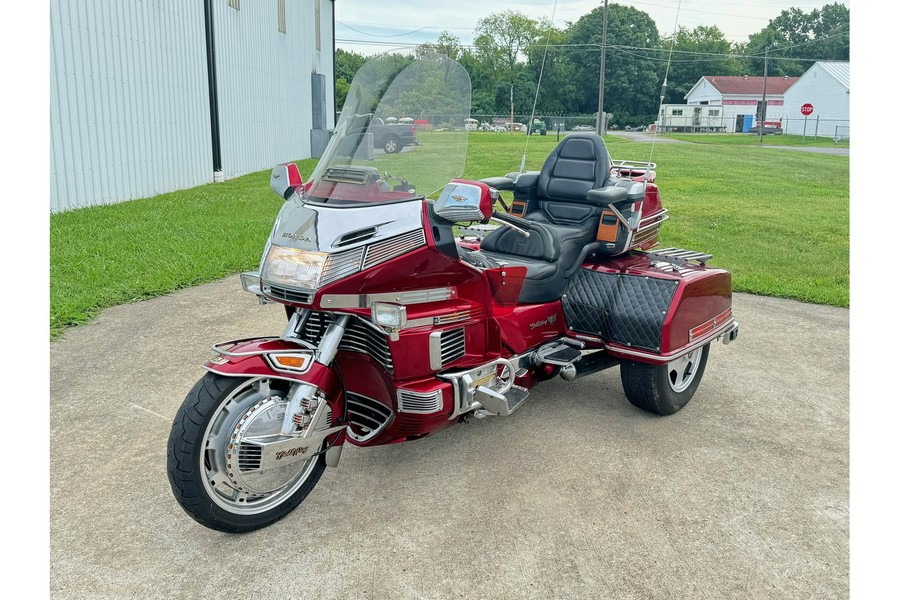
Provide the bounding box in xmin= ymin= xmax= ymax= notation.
xmin=335 ymin=3 xmax=849 ymax=128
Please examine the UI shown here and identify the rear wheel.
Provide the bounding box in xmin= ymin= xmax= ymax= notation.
xmin=383 ymin=135 xmax=401 ymax=153
xmin=167 ymin=373 xmax=327 ymax=533
xmin=620 ymin=344 xmax=710 ymax=415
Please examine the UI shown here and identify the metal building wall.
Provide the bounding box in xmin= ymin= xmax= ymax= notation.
xmin=50 ymin=0 xmax=213 ymax=212
xmin=213 ymin=0 xmax=335 ymax=179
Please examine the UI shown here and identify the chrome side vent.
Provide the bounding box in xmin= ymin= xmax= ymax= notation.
xmin=346 ymin=392 xmax=393 ymax=443
xmin=362 ymin=230 xmax=427 ymax=270
xmin=397 ymin=388 xmax=444 ymax=414
xmin=334 ymin=226 xmax=378 ymax=248
xmin=298 ymin=312 xmax=394 ymax=372
xmin=320 ymin=247 xmax=365 ymax=286
xmin=429 ymin=328 xmax=467 ymax=370
xmin=262 ymin=284 xmax=314 ymax=305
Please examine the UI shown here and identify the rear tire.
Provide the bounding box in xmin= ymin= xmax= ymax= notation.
xmin=620 ymin=344 xmax=710 ymax=415
xmin=383 ymin=135 xmax=401 ymax=153
xmin=167 ymin=373 xmax=327 ymax=533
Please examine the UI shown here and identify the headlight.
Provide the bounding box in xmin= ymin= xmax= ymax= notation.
xmin=261 ymin=244 xmax=328 ymax=289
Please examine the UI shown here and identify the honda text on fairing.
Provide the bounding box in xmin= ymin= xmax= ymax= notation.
xmin=167 ymin=54 xmax=739 ymax=533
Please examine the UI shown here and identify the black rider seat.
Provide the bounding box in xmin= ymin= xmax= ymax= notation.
xmin=477 ymin=133 xmax=614 ymax=303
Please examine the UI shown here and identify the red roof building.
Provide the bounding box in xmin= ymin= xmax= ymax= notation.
xmin=683 ymin=75 xmax=800 ymax=132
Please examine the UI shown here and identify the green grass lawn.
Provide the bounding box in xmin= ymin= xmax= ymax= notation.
xmin=49 ymin=132 xmax=848 ymax=339
xmin=663 ymin=132 xmax=849 ymax=148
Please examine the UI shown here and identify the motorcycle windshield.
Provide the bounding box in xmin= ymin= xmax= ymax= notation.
xmin=307 ymin=53 xmax=471 ymax=205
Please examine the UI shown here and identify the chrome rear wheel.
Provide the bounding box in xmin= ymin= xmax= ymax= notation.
xmin=620 ymin=344 xmax=711 ymax=415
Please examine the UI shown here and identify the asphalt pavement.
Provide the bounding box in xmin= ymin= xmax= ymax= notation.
xmin=49 ymin=276 xmax=849 ymax=599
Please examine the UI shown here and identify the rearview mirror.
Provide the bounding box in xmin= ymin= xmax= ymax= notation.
xmin=270 ymin=163 xmax=303 ymax=200
xmin=434 ymin=180 xmax=493 ymax=223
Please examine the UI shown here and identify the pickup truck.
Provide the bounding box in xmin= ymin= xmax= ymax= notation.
xmin=369 ymin=116 xmax=417 ymax=153
xmin=339 ymin=114 xmax=419 ymax=156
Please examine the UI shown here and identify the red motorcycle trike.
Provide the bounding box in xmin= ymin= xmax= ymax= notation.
xmin=167 ymin=55 xmax=739 ymax=532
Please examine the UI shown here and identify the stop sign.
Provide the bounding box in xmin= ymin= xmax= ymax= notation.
xmin=801 ymin=103 xmax=814 ymax=116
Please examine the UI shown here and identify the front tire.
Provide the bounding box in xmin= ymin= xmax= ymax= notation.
xmin=167 ymin=373 xmax=327 ymax=533
xmin=620 ymin=344 xmax=710 ymax=415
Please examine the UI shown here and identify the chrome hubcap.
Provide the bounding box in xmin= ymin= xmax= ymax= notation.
xmin=667 ymin=348 xmax=701 ymax=393
xmin=201 ymin=378 xmax=318 ymax=515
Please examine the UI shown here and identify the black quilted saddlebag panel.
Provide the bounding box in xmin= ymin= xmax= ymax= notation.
xmin=563 ymin=268 xmax=679 ymax=352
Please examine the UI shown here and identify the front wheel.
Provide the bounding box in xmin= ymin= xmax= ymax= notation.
xmin=620 ymin=344 xmax=710 ymax=415
xmin=167 ymin=373 xmax=327 ymax=533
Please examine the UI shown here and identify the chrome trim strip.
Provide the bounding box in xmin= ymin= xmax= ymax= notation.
xmin=211 ymin=337 xmax=314 ymax=357
xmin=321 ymin=287 xmax=458 ymax=309
xmin=606 ymin=317 xmax=736 ymax=363
xmin=429 ymin=331 xmax=443 ymax=370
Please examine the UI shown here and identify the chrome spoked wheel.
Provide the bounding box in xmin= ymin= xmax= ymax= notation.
xmin=200 ymin=377 xmax=319 ymax=515
xmin=666 ymin=347 xmax=703 ymax=393
xmin=168 ymin=373 xmax=328 ymax=532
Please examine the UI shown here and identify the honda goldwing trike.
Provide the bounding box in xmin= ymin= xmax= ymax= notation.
xmin=167 ymin=55 xmax=739 ymax=532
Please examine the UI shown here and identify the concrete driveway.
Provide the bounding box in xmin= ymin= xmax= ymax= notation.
xmin=50 ymin=277 xmax=848 ymax=599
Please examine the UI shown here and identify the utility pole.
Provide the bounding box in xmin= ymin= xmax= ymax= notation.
xmin=759 ymin=46 xmax=768 ymax=144
xmin=511 ymin=85 xmax=514 ymax=134
xmin=596 ymin=0 xmax=609 ymax=135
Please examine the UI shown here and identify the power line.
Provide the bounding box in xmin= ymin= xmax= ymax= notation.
xmin=336 ymin=21 xmax=430 ymax=38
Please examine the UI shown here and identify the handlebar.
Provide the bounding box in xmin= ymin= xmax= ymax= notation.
xmin=491 ymin=211 xmax=531 ymax=238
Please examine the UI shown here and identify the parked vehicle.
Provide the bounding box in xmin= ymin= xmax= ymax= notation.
xmin=528 ymin=118 xmax=547 ymax=135
xmin=366 ymin=116 xmax=417 ymax=153
xmin=167 ymin=55 xmax=739 ymax=533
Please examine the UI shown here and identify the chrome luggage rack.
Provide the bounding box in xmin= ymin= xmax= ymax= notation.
xmin=645 ymin=247 xmax=713 ymax=267
xmin=610 ymin=159 xmax=656 ymax=180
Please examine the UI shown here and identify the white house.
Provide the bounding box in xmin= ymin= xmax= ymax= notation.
xmin=50 ymin=0 xmax=336 ymax=212
xmin=684 ymin=75 xmax=799 ymax=133
xmin=782 ymin=61 xmax=850 ymax=139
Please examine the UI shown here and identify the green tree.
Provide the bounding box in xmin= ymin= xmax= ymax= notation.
xmin=567 ymin=4 xmax=661 ymax=124
xmin=334 ymin=48 xmax=367 ymax=112
xmin=743 ymin=3 xmax=849 ymax=76
xmin=662 ymin=25 xmax=743 ymax=104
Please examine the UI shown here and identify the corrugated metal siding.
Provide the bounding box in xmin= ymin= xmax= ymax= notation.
xmin=213 ymin=0 xmax=334 ymax=179
xmin=818 ymin=61 xmax=850 ymax=90
xmin=50 ymin=0 xmax=213 ymax=212
xmin=783 ymin=62 xmax=851 ymax=137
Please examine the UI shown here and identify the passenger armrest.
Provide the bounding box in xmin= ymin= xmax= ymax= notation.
xmin=585 ymin=186 xmax=629 ymax=206
xmin=479 ymin=176 xmax=515 ymax=191
xmin=511 ymin=171 xmax=539 ymax=191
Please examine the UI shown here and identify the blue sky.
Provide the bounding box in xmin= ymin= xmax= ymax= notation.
xmin=335 ymin=1 xmax=850 ymax=55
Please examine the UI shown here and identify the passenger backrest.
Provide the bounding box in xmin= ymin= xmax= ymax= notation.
xmin=537 ymin=133 xmax=611 ymax=203
xmin=535 ymin=133 xmax=612 ymax=227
